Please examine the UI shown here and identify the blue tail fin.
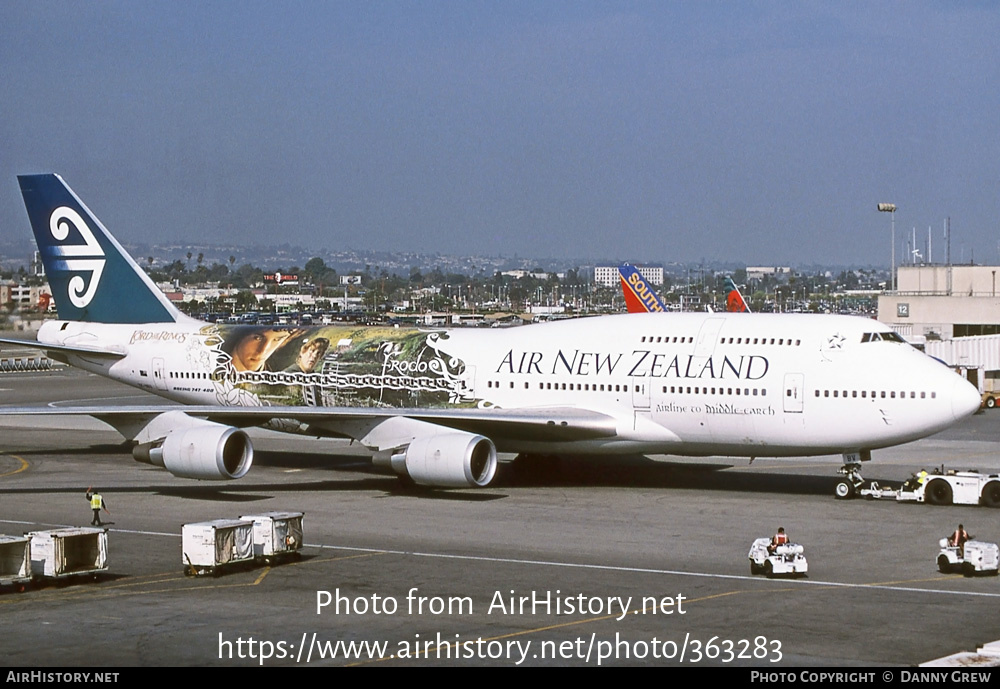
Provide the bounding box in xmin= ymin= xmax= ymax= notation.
xmin=18 ymin=174 xmax=180 ymax=324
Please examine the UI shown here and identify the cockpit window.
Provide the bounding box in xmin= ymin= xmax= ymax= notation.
xmin=861 ymin=331 xmax=906 ymax=343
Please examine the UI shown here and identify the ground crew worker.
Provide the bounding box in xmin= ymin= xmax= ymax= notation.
xmin=949 ymin=524 xmax=972 ymax=557
xmin=85 ymin=486 xmax=109 ymax=526
xmin=768 ymin=526 xmax=788 ymax=553
xmin=903 ymin=468 xmax=930 ymax=492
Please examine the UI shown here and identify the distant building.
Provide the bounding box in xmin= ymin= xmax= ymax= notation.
xmin=594 ymin=265 xmax=663 ymax=288
xmin=1 ymin=281 xmax=53 ymax=312
xmin=879 ymin=265 xmax=1000 ymax=340
xmin=746 ymin=266 xmax=791 ymax=282
xmin=501 ymin=270 xmax=552 ymax=280
xmin=31 ymin=250 xmax=45 ymax=277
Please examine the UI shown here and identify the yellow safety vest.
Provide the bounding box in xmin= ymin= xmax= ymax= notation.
xmin=90 ymin=494 xmax=102 ymax=509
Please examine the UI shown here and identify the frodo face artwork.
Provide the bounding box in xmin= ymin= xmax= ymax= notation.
xmin=230 ymin=328 xmax=298 ymax=372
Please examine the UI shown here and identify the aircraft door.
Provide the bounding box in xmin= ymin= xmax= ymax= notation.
xmin=694 ymin=318 xmax=725 ymax=357
xmin=463 ymin=365 xmax=477 ymax=401
xmin=631 ymin=378 xmax=650 ymax=409
xmin=783 ymin=373 xmax=804 ymax=413
xmin=151 ymin=357 xmax=167 ymax=390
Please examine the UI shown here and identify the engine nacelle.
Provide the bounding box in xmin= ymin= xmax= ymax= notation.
xmin=390 ymin=431 xmax=498 ymax=488
xmin=133 ymin=416 xmax=253 ymax=481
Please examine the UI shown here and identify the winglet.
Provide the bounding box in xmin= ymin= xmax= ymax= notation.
xmin=18 ymin=174 xmax=181 ymax=324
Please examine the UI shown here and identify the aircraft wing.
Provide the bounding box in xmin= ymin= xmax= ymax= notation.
xmin=0 ymin=404 xmax=622 ymax=444
xmin=0 ymin=337 xmax=126 ymax=360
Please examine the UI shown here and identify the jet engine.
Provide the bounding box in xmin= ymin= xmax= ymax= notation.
xmin=132 ymin=413 xmax=253 ymax=480
xmin=386 ymin=430 xmax=498 ymax=488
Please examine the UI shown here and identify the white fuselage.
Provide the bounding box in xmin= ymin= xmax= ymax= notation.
xmin=37 ymin=311 xmax=980 ymax=458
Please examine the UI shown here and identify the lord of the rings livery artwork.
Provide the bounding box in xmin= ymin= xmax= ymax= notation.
xmin=203 ymin=324 xmax=475 ymax=409
xmin=0 ymin=174 xmax=983 ymax=498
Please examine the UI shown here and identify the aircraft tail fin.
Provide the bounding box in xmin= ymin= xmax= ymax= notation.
xmin=724 ymin=276 xmax=750 ymax=313
xmin=618 ymin=264 xmax=667 ymax=313
xmin=18 ymin=174 xmax=181 ymax=324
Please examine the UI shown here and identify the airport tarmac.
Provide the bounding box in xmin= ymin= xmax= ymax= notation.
xmin=2 ymin=367 xmax=1000 ymax=667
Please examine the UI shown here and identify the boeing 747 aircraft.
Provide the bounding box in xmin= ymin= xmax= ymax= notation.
xmin=0 ymin=175 xmax=982 ymax=498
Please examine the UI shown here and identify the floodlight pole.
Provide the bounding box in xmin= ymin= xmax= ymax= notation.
xmin=878 ymin=203 xmax=897 ymax=291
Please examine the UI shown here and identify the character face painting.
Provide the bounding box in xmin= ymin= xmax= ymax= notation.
xmin=231 ymin=329 xmax=295 ymax=372
xmin=295 ymin=338 xmax=329 ymax=372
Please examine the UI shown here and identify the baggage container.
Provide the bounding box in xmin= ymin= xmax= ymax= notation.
xmin=239 ymin=511 xmax=304 ymax=563
xmin=26 ymin=527 xmax=108 ymax=581
xmin=0 ymin=535 xmax=32 ymax=590
xmin=182 ymin=519 xmax=254 ymax=576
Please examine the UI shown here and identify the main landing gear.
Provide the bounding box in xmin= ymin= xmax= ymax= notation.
xmin=834 ymin=450 xmax=871 ymax=499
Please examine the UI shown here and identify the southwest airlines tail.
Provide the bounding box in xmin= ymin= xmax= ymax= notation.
xmin=618 ymin=264 xmax=667 ymax=313
xmin=724 ymin=276 xmax=750 ymax=313
xmin=18 ymin=174 xmax=181 ymax=324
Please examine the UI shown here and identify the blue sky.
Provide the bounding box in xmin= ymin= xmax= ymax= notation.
xmin=2 ymin=1 xmax=998 ymax=266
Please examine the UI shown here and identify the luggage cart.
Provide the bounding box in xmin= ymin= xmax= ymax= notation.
xmin=182 ymin=519 xmax=254 ymax=576
xmin=26 ymin=527 xmax=109 ymax=583
xmin=239 ymin=511 xmax=304 ymax=564
xmin=0 ymin=535 xmax=33 ymax=592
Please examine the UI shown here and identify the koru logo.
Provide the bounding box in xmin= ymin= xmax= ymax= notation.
xmin=49 ymin=206 xmax=106 ymax=308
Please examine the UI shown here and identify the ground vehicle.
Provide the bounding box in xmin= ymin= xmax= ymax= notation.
xmin=937 ymin=538 xmax=999 ymax=576
xmin=748 ymin=538 xmax=808 ymax=577
xmin=856 ymin=469 xmax=1000 ymax=507
xmin=0 ymin=535 xmax=32 ymax=592
xmin=26 ymin=527 xmax=109 ymax=583
xmin=182 ymin=519 xmax=254 ymax=576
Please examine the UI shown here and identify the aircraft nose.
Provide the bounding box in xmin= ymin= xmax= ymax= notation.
xmin=951 ymin=375 xmax=981 ymax=421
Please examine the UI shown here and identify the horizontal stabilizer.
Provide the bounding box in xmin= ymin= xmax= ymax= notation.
xmin=0 ymin=337 xmax=126 ymax=360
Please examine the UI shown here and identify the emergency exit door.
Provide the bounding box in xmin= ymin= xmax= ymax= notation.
xmin=783 ymin=373 xmax=804 ymax=413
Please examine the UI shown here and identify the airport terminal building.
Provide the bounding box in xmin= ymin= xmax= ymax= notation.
xmin=878 ymin=264 xmax=1000 ymax=341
